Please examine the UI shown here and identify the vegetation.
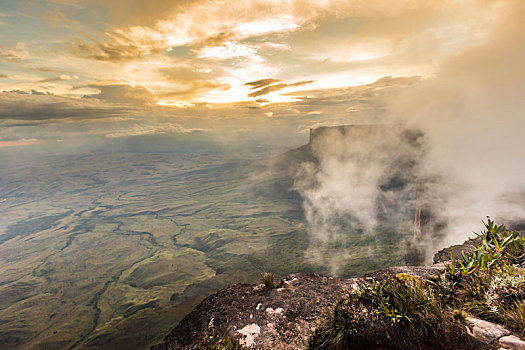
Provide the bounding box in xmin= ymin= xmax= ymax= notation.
xmin=260 ymin=272 xmax=285 ymax=289
xmin=194 ymin=318 xmax=245 ymax=350
xmin=193 ymin=335 xmax=245 ymax=350
xmin=309 ymin=218 xmax=525 ymax=349
xmin=439 ymin=218 xmax=525 ymax=334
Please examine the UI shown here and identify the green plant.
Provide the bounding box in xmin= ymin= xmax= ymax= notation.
xmin=309 ymin=274 xmax=451 ymax=349
xmin=260 ymin=272 xmax=284 ymax=289
xmin=193 ymin=335 xmax=245 ymax=350
xmin=502 ymin=301 xmax=525 ymax=334
xmin=261 ymin=272 xmax=275 ymax=289
xmin=310 ymin=219 xmax=525 ymax=349
xmin=308 ymin=294 xmax=361 ymax=350
xmin=456 ymin=218 xmax=522 ymax=274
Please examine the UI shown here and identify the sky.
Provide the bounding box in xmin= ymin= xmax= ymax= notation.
xmin=0 ymin=0 xmax=516 ymax=148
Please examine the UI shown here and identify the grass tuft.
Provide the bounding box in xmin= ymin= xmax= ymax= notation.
xmin=260 ymin=272 xmax=284 ymax=289
xmin=193 ymin=334 xmax=245 ymax=350
xmin=309 ymin=218 xmax=525 ymax=349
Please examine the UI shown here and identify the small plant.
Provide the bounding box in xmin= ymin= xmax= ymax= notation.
xmin=309 ymin=274 xmax=451 ymax=349
xmin=193 ymin=335 xmax=245 ymax=350
xmin=436 ymin=218 xmax=525 ymax=334
xmin=260 ymin=272 xmax=284 ymax=289
xmin=261 ymin=272 xmax=275 ymax=289
xmin=308 ymin=290 xmax=363 ymax=349
xmin=454 ymin=218 xmax=521 ymax=274
xmin=502 ymin=301 xmax=525 ymax=334
xmin=485 ymin=271 xmax=525 ymax=315
xmin=309 ymin=218 xmax=525 ymax=349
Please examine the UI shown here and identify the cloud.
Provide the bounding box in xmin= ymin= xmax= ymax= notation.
xmin=155 ymin=63 xmax=230 ymax=100
xmin=245 ymin=78 xmax=281 ymax=89
xmin=247 ymin=80 xmax=314 ymax=97
xmin=29 ymin=67 xmax=65 ymax=73
xmin=0 ymin=90 xmax=138 ymax=121
xmin=44 ymin=9 xmax=76 ymax=27
xmin=196 ymin=41 xmax=263 ymax=61
xmin=0 ymin=138 xmax=41 ymax=147
xmin=37 ymin=75 xmax=78 ymax=83
xmin=85 ymin=81 xmax=157 ymax=105
xmin=294 ymin=126 xmax=423 ymax=274
xmin=105 ymin=122 xmax=204 ymax=138
xmin=92 ymin=0 xmax=201 ymax=27
xmin=0 ymin=74 xmax=8 ymax=78
xmin=201 ymin=31 xmax=235 ymax=47
xmin=290 ymin=1 xmax=525 ymax=272
xmin=68 ymin=0 xmax=501 ymax=68
xmin=0 ymin=42 xmax=28 ymax=62
xmin=31 ymin=89 xmax=52 ymax=95
xmin=384 ymin=0 xmax=525 ymax=246
xmin=69 ymin=32 xmax=165 ymax=62
xmin=69 ymin=0 xmax=312 ymax=62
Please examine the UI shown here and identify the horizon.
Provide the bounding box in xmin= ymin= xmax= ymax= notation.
xmin=2 ymin=1 xmax=525 ymax=349
xmin=1 ymin=0 xmax=518 ymax=149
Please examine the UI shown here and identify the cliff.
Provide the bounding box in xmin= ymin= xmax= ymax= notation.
xmin=150 ymin=126 xmax=525 ymax=349
xmin=152 ymin=221 xmax=525 ymax=350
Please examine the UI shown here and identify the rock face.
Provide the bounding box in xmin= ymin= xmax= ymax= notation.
xmin=151 ymin=263 xmax=525 ymax=349
xmin=151 ymin=273 xmax=356 ymax=350
xmin=499 ymin=335 xmax=525 ymax=350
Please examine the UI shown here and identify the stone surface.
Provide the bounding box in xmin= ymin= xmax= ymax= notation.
xmin=151 ymin=270 xmax=520 ymax=350
xmin=151 ymin=273 xmax=356 ymax=350
xmin=265 ymin=307 xmax=284 ymax=315
xmin=237 ymin=324 xmax=260 ymax=347
xmin=467 ymin=317 xmax=510 ymax=344
xmin=499 ymin=335 xmax=525 ymax=350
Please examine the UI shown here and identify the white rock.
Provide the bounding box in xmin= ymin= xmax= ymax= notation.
xmin=237 ymin=324 xmax=261 ymax=348
xmin=466 ymin=317 xmax=510 ymax=344
xmin=265 ymin=307 xmax=284 ymax=315
xmin=499 ymin=335 xmax=525 ymax=349
xmin=256 ymin=303 xmax=262 ymax=310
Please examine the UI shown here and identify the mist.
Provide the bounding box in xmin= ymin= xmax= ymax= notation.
xmin=293 ymin=0 xmax=525 ymax=273
xmin=390 ymin=0 xmax=525 ymax=245
xmin=294 ymin=126 xmax=424 ymax=275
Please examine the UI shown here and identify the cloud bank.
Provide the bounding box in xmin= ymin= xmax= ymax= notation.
xmin=293 ymin=0 xmax=525 ymax=275
xmin=389 ymin=0 xmax=525 ymax=245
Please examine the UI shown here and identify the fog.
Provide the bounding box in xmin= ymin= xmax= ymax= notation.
xmin=294 ymin=1 xmax=525 ymax=273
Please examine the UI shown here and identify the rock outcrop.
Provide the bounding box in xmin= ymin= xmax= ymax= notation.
xmin=151 ymin=273 xmax=356 ymax=349
xmin=151 ymin=262 xmax=525 ymax=349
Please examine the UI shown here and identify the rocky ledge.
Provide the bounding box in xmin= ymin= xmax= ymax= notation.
xmin=152 ymin=231 xmax=525 ymax=350
xmin=151 ymin=273 xmax=355 ymax=349
xmin=152 ymin=270 xmax=525 ymax=349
